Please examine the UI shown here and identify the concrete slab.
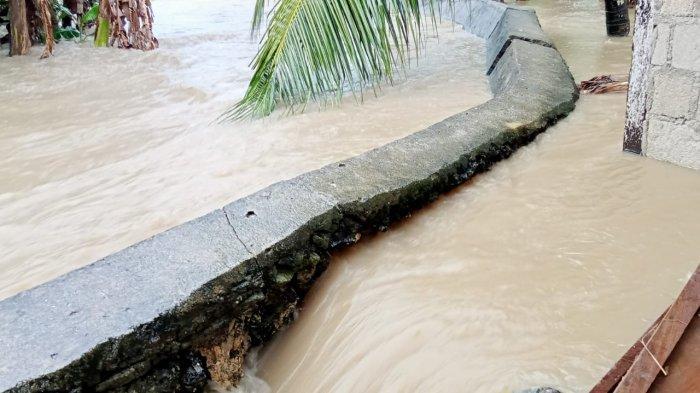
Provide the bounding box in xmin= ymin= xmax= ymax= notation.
xmin=0 ymin=210 xmax=251 ymax=392
xmin=485 ymin=7 xmax=555 ymax=75
xmin=448 ymin=0 xmax=508 ymax=39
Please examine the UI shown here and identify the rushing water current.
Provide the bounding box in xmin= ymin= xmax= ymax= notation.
xmin=0 ymin=0 xmax=490 ymax=299
xmin=222 ymin=1 xmax=700 ymax=393
xmin=1 ymin=0 xmax=699 ymax=392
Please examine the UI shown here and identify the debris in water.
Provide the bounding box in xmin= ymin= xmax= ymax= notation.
xmin=579 ymin=75 xmax=629 ymax=94
xmin=517 ymin=388 xmax=562 ymax=393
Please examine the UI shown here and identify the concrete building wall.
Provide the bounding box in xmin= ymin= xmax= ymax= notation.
xmin=625 ymin=0 xmax=700 ymax=170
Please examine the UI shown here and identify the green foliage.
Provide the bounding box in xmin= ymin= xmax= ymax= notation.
xmin=82 ymin=3 xmax=99 ymax=24
xmin=80 ymin=2 xmax=100 ymax=42
xmin=53 ymin=0 xmax=73 ymax=20
xmin=251 ymin=0 xmax=266 ymax=36
xmin=54 ymin=25 xmax=80 ymax=39
xmin=50 ymin=0 xmax=101 ymax=42
xmin=48 ymin=0 xmax=77 ymax=41
xmin=0 ymin=0 xmax=96 ymax=43
xmin=94 ymin=16 xmax=108 ymax=46
xmin=222 ymin=0 xmax=454 ymax=121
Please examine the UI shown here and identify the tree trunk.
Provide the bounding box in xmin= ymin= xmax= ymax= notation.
xmin=129 ymin=0 xmax=158 ymax=50
xmin=33 ymin=0 xmax=54 ymax=58
xmin=9 ymin=0 xmax=31 ymax=56
xmin=604 ymin=0 xmax=630 ymax=36
xmin=109 ymin=0 xmax=130 ymax=47
xmin=97 ymin=0 xmax=157 ymax=50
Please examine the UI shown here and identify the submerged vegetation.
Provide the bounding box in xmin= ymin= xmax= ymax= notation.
xmin=2 ymin=0 xmax=56 ymax=57
xmin=1 ymin=0 xmax=96 ymax=56
xmin=1 ymin=0 xmax=156 ymax=58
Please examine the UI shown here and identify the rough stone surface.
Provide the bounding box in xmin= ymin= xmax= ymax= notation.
xmin=485 ymin=7 xmax=554 ymax=75
xmin=0 ymin=2 xmax=579 ymax=392
xmin=447 ymin=0 xmax=507 ymax=39
xmin=660 ymin=0 xmax=698 ymax=16
xmin=651 ymin=23 xmax=670 ymax=65
xmin=625 ymin=0 xmax=700 ymax=169
xmin=650 ymin=70 xmax=696 ymax=118
xmin=195 ymin=320 xmax=249 ymax=388
xmin=647 ymin=118 xmax=700 ymax=168
xmin=671 ymin=24 xmax=700 ymax=71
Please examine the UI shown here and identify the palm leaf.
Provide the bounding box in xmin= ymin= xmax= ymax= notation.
xmin=221 ymin=0 xmax=452 ymax=121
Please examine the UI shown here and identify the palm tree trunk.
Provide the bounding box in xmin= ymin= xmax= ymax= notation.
xmin=8 ymin=0 xmax=31 ymax=56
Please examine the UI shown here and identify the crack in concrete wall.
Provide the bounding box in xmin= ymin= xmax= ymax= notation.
xmin=224 ymin=210 xmax=253 ymax=256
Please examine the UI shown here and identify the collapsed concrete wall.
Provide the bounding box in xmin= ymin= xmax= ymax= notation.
xmin=0 ymin=2 xmax=578 ymax=392
xmin=625 ymin=0 xmax=700 ymax=170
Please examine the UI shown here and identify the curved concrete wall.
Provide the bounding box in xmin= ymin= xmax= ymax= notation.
xmin=0 ymin=2 xmax=578 ymax=392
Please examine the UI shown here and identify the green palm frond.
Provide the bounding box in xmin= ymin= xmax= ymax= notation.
xmin=251 ymin=0 xmax=267 ymax=36
xmin=221 ymin=0 xmax=453 ymax=121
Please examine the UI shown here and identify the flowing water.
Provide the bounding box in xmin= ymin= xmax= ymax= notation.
xmin=2 ymin=0 xmax=699 ymax=392
xmin=228 ymin=1 xmax=700 ymax=393
xmin=0 ymin=0 xmax=490 ymax=299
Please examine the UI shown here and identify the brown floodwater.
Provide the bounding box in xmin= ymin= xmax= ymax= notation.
xmin=3 ymin=0 xmax=699 ymax=391
xmin=225 ymin=1 xmax=700 ymax=393
xmin=0 ymin=0 xmax=490 ymax=299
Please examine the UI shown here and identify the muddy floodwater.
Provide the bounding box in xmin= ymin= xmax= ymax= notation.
xmin=2 ymin=0 xmax=699 ymax=392
xmin=0 ymin=0 xmax=490 ymax=299
xmin=226 ymin=1 xmax=700 ymax=393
